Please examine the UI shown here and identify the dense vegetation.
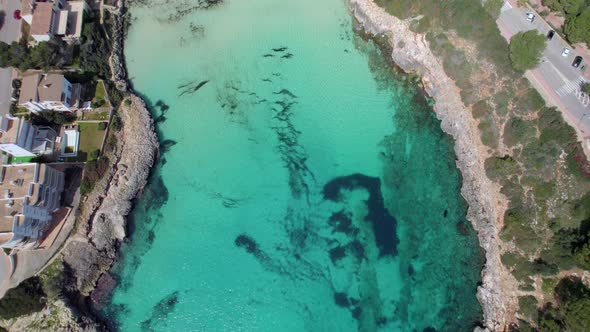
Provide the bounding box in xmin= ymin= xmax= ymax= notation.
xmin=509 ymin=31 xmax=547 ymax=71
xmin=375 ymin=0 xmax=590 ymax=329
xmin=544 ymin=0 xmax=590 ymax=45
xmin=0 ymin=39 xmax=73 ymax=71
xmin=80 ymin=15 xmax=112 ymax=79
xmin=0 ymin=277 xmax=45 ymax=319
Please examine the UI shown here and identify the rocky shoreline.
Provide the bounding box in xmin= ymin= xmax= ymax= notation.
xmin=349 ymin=0 xmax=510 ymax=330
xmin=51 ymin=1 xmax=158 ymax=330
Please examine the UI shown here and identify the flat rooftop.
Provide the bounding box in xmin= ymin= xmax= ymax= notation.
xmin=0 ymin=164 xmax=37 ymax=200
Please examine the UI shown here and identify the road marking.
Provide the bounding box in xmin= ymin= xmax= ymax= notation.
xmin=501 ymin=1 xmax=512 ymax=12
xmin=556 ymin=77 xmax=586 ymax=96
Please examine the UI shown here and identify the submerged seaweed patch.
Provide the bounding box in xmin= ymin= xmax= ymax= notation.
xmin=140 ymin=291 xmax=180 ymax=331
xmin=328 ymin=210 xmax=358 ymax=236
xmin=323 ymin=173 xmax=398 ymax=257
xmin=178 ymin=80 xmax=210 ymax=96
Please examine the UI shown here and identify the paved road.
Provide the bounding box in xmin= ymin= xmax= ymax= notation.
xmin=0 ymin=0 xmax=21 ymax=118
xmin=498 ymin=2 xmax=590 ymax=136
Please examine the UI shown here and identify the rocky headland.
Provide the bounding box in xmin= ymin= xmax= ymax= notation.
xmin=349 ymin=0 xmax=513 ymax=330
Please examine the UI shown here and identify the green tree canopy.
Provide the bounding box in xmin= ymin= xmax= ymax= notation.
xmin=561 ymin=0 xmax=584 ymax=15
xmin=509 ymin=30 xmax=547 ymax=71
xmin=0 ymin=39 xmax=71 ymax=71
xmin=565 ymin=9 xmax=590 ymax=44
xmin=484 ymin=0 xmax=504 ymax=18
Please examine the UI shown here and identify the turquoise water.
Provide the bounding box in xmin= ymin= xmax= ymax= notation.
xmin=106 ymin=0 xmax=484 ymax=331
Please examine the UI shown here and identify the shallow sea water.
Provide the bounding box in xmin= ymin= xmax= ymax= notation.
xmin=106 ymin=0 xmax=484 ymax=331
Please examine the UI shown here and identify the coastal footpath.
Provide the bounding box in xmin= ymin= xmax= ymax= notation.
xmin=349 ymin=0 xmax=512 ymax=330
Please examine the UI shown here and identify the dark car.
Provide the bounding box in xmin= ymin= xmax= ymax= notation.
xmin=573 ymin=56 xmax=583 ymax=68
xmin=13 ymin=10 xmax=21 ymax=20
xmin=547 ymin=30 xmax=555 ymax=40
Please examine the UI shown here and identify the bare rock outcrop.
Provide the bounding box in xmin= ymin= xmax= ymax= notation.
xmin=63 ymin=94 xmax=158 ymax=297
xmin=350 ymin=0 xmax=511 ymax=330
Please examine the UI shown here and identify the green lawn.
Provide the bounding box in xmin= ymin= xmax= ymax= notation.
xmin=77 ymin=122 xmax=107 ymax=161
xmin=82 ymin=110 xmax=109 ymax=121
xmin=91 ymin=81 xmax=110 ymax=108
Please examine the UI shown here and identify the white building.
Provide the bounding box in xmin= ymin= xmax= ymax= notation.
xmin=0 ymin=163 xmax=65 ymax=250
xmin=0 ymin=115 xmax=57 ymax=159
xmin=19 ymin=73 xmax=80 ymax=113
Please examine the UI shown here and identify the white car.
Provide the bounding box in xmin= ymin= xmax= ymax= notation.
xmin=562 ymin=48 xmax=570 ymax=57
xmin=526 ymin=12 xmax=535 ymax=22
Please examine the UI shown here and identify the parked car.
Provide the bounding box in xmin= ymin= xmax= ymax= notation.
xmin=572 ymin=56 xmax=583 ymax=68
xmin=547 ymin=30 xmax=555 ymax=40
xmin=13 ymin=10 xmax=21 ymax=20
xmin=562 ymin=48 xmax=570 ymax=57
xmin=526 ymin=12 xmax=535 ymax=22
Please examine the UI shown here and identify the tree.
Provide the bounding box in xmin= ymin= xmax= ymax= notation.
xmin=543 ymin=0 xmax=563 ymax=12
xmin=29 ymin=39 xmax=70 ymax=71
xmin=561 ymin=0 xmax=584 ymax=15
xmin=509 ymin=30 xmax=547 ymax=71
xmin=582 ymin=82 xmax=590 ymax=94
xmin=565 ymin=9 xmax=590 ymax=45
xmin=484 ymin=0 xmax=504 ymax=18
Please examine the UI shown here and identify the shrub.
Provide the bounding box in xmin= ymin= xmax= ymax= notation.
xmin=503 ymin=117 xmax=536 ymax=147
xmin=509 ymin=30 xmax=547 ymax=71
xmin=519 ymin=296 xmax=539 ymax=320
xmin=0 ymin=277 xmax=45 ymax=319
xmin=97 ymin=122 xmax=107 ymax=131
xmin=30 ymin=110 xmax=76 ymax=126
xmin=583 ymin=82 xmax=590 ymax=94
xmin=564 ymin=9 xmax=590 ymax=45
xmin=89 ymin=149 xmax=100 ymax=161
xmin=484 ymin=0 xmax=504 ymax=18
xmin=485 ymin=155 xmax=521 ymax=181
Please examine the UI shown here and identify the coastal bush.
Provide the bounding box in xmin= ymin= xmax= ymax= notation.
xmin=500 ymin=177 xmax=525 ymax=203
xmin=509 ymin=30 xmax=547 ymax=71
xmin=478 ymin=118 xmax=499 ymax=148
xmin=513 ymin=86 xmax=545 ymax=116
xmin=540 ymin=228 xmax=581 ymax=269
xmin=519 ymin=296 xmax=539 ymax=320
xmin=503 ymin=117 xmax=536 ymax=147
xmin=574 ymin=242 xmax=590 ymax=269
xmin=485 ymin=155 xmax=521 ymax=181
xmin=538 ymin=107 xmax=577 ymax=147
xmin=542 ymin=277 xmax=559 ymax=294
xmin=110 ymin=113 xmax=122 ymax=131
xmin=80 ymin=156 xmax=110 ymax=195
xmin=500 ymin=211 xmax=540 ymax=253
xmin=0 ymin=277 xmax=46 ymax=319
xmin=501 ymin=251 xmax=524 ymax=268
xmin=538 ymin=277 xmax=590 ymax=330
xmin=471 ymin=100 xmax=492 ymax=119
xmin=484 ymin=0 xmax=504 ymax=18
xmin=89 ymin=149 xmax=100 ymax=161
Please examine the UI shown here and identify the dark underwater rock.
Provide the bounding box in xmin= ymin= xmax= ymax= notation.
xmin=322 ymin=173 xmax=398 ymax=257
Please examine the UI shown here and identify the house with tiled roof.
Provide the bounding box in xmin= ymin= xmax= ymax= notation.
xmin=18 ymin=73 xmax=81 ymax=112
xmin=24 ymin=0 xmax=90 ymax=43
